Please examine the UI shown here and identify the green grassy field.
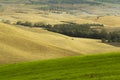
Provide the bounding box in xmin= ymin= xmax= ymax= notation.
xmin=0 ymin=52 xmax=120 ymax=80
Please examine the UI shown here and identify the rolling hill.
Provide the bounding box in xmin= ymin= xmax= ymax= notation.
xmin=0 ymin=0 xmax=120 ymax=28
xmin=0 ymin=52 xmax=120 ymax=80
xmin=0 ymin=1 xmax=120 ymax=79
xmin=0 ymin=23 xmax=120 ymax=64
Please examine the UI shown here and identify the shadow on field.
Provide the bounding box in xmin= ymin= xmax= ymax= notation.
xmin=107 ymin=43 xmax=120 ymax=47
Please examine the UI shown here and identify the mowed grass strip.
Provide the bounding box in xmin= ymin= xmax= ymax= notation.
xmin=0 ymin=52 xmax=120 ymax=80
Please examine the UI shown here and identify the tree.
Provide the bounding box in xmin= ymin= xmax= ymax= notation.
xmin=101 ymin=38 xmax=106 ymax=43
xmin=100 ymin=29 xmax=108 ymax=39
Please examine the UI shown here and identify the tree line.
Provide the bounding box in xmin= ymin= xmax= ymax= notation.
xmin=16 ymin=21 xmax=120 ymax=43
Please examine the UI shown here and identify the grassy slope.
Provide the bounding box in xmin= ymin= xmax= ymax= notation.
xmin=0 ymin=52 xmax=120 ymax=80
xmin=0 ymin=23 xmax=120 ymax=64
xmin=0 ymin=22 xmax=79 ymax=64
xmin=86 ymin=16 xmax=120 ymax=27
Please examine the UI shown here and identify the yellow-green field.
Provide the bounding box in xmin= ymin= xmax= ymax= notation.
xmin=0 ymin=52 xmax=120 ymax=80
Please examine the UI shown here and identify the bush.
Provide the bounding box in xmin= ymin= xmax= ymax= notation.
xmin=34 ymin=22 xmax=45 ymax=27
xmin=16 ymin=21 xmax=33 ymax=27
xmin=24 ymin=21 xmax=33 ymax=27
xmin=101 ymin=38 xmax=106 ymax=43
xmin=2 ymin=20 xmax=11 ymax=24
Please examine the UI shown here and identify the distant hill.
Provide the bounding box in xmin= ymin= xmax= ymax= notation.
xmin=95 ymin=0 xmax=120 ymax=3
xmin=0 ymin=0 xmax=120 ymax=4
xmin=28 ymin=0 xmax=98 ymax=4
